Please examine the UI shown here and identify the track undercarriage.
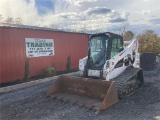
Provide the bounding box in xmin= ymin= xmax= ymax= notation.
xmin=114 ymin=66 xmax=144 ymax=98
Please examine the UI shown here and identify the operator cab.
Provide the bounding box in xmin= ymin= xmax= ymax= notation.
xmin=87 ymin=32 xmax=124 ymax=70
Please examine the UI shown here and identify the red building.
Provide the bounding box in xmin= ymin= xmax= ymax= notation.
xmin=0 ymin=23 xmax=88 ymax=83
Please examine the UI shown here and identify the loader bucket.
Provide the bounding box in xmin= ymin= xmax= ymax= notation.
xmin=47 ymin=75 xmax=119 ymax=112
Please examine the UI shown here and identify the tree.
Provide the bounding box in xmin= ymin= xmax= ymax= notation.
xmin=80 ymin=24 xmax=87 ymax=33
xmin=107 ymin=23 xmax=128 ymax=35
xmin=123 ymin=31 xmax=134 ymax=41
xmin=137 ymin=30 xmax=160 ymax=55
xmin=49 ymin=24 xmax=58 ymax=29
xmin=0 ymin=14 xmax=3 ymax=22
xmin=70 ymin=28 xmax=77 ymax=32
xmin=5 ymin=17 xmax=14 ymax=24
xmin=15 ymin=18 xmax=22 ymax=25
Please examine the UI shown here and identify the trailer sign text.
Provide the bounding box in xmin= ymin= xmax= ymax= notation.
xmin=25 ymin=38 xmax=54 ymax=58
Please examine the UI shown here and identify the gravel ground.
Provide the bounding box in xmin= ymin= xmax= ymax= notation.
xmin=0 ymin=72 xmax=160 ymax=120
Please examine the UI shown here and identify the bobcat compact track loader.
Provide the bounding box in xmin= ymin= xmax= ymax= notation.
xmin=47 ymin=32 xmax=144 ymax=113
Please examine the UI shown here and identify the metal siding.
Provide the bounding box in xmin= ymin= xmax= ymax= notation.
xmin=0 ymin=28 xmax=2 ymax=82
xmin=9 ymin=29 xmax=16 ymax=80
xmin=20 ymin=29 xmax=28 ymax=79
xmin=0 ymin=27 xmax=88 ymax=83
xmin=1 ymin=28 xmax=11 ymax=82
xmin=54 ymin=32 xmax=63 ymax=71
xmin=2 ymin=28 xmax=6 ymax=82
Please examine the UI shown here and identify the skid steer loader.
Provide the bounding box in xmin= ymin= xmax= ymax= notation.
xmin=47 ymin=32 xmax=144 ymax=113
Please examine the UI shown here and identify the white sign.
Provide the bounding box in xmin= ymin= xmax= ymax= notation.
xmin=25 ymin=38 xmax=54 ymax=58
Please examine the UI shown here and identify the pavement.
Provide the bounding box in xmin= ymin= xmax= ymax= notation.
xmin=0 ymin=71 xmax=160 ymax=120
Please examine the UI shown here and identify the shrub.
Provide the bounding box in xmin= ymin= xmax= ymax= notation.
xmin=44 ymin=66 xmax=55 ymax=74
xmin=24 ymin=58 xmax=29 ymax=80
xmin=66 ymin=55 xmax=71 ymax=72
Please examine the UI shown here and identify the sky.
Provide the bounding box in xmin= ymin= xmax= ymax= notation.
xmin=0 ymin=0 xmax=160 ymax=35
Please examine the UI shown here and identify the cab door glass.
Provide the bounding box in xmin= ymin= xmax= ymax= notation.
xmin=111 ymin=38 xmax=123 ymax=58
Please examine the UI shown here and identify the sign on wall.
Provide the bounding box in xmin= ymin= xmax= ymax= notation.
xmin=25 ymin=38 xmax=54 ymax=58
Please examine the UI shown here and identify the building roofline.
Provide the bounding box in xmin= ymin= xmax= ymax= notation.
xmin=0 ymin=22 xmax=88 ymax=35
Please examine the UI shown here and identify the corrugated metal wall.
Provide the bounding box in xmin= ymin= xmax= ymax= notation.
xmin=0 ymin=27 xmax=88 ymax=83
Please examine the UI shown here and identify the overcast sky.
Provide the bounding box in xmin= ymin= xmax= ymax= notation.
xmin=0 ymin=0 xmax=160 ymax=35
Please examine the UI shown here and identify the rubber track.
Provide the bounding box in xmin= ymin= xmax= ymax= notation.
xmin=114 ymin=66 xmax=142 ymax=98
